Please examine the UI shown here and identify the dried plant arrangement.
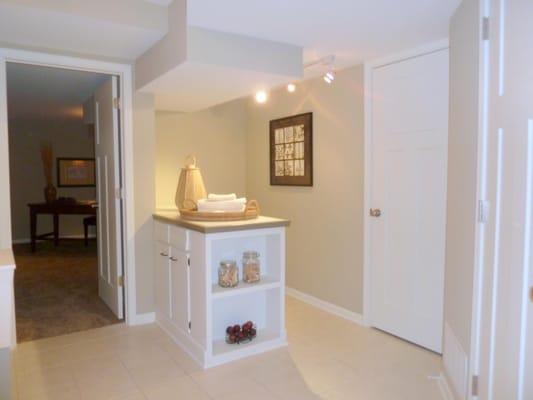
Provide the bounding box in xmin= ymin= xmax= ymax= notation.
xmin=40 ymin=142 xmax=57 ymax=203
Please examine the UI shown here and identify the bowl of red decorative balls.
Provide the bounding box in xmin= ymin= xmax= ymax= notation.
xmin=225 ymin=321 xmax=257 ymax=344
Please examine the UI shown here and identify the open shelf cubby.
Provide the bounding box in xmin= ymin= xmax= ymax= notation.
xmin=212 ymin=276 xmax=281 ymax=299
xmin=209 ymin=232 xmax=282 ymax=287
xmin=210 ymin=287 xmax=284 ymax=363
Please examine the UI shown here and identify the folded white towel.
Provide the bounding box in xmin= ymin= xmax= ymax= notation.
xmin=197 ymin=198 xmax=247 ymax=212
xmin=207 ymin=193 xmax=237 ymax=201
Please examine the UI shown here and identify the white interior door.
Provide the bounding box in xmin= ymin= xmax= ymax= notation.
xmin=95 ymin=76 xmax=124 ymax=319
xmin=369 ymin=49 xmax=449 ymax=353
xmin=478 ymin=1 xmax=533 ymax=398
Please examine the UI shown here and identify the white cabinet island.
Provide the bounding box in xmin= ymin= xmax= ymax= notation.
xmin=153 ymin=211 xmax=290 ymax=368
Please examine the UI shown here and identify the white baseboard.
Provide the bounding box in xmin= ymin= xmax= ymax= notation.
xmin=12 ymin=234 xmax=96 ymax=245
xmin=443 ymin=323 xmax=468 ymax=400
xmin=130 ymin=312 xmax=155 ymax=325
xmin=286 ymin=287 xmax=364 ymax=325
xmin=433 ymin=373 xmax=457 ymax=400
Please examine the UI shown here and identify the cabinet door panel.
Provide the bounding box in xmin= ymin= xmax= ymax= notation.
xmin=170 ymin=247 xmax=190 ymax=333
xmin=155 ymin=242 xmax=171 ymax=319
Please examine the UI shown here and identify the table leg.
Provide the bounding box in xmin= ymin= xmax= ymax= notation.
xmin=53 ymin=213 xmax=59 ymax=246
xmin=30 ymin=210 xmax=37 ymax=253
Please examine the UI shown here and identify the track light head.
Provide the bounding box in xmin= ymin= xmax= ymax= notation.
xmin=323 ymin=70 xmax=335 ymax=84
xmin=255 ymin=90 xmax=268 ymax=103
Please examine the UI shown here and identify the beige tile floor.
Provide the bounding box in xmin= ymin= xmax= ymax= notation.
xmin=12 ymin=297 xmax=444 ymax=400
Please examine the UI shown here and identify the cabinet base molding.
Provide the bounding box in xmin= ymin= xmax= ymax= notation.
xmin=156 ymin=312 xmax=205 ymax=366
xmin=157 ymin=311 xmax=287 ymax=369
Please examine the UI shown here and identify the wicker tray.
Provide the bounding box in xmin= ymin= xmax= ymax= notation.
xmin=179 ymin=200 xmax=260 ymax=222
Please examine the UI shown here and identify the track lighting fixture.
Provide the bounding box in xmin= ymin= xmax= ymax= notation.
xmin=287 ymin=83 xmax=296 ymax=93
xmin=323 ymin=70 xmax=335 ymax=84
xmin=304 ymin=54 xmax=336 ymax=85
xmin=255 ymin=90 xmax=268 ymax=103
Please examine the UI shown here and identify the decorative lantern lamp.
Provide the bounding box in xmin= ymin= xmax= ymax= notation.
xmin=175 ymin=156 xmax=207 ymax=211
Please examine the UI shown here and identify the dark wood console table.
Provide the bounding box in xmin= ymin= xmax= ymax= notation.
xmin=28 ymin=201 xmax=97 ymax=252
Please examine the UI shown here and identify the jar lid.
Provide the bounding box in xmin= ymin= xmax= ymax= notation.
xmin=243 ymin=251 xmax=259 ymax=258
xmin=220 ymin=260 xmax=236 ymax=267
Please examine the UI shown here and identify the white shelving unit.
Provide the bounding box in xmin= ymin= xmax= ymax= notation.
xmin=211 ymin=276 xmax=281 ymax=299
xmin=153 ymin=214 xmax=289 ymax=368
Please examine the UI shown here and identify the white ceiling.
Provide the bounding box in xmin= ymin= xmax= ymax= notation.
xmin=0 ymin=0 xmax=463 ymax=113
xmin=0 ymin=0 xmax=168 ymax=61
xmin=146 ymin=61 xmax=297 ymax=112
xmin=187 ymin=0 xmax=462 ymax=75
xmin=6 ymin=63 xmax=108 ymax=120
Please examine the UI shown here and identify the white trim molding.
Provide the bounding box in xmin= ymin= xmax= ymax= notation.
xmin=0 ymin=47 xmax=137 ymax=325
xmin=286 ymin=287 xmax=364 ymax=325
xmin=12 ymin=234 xmax=97 ymax=245
xmin=362 ymin=38 xmax=450 ymax=327
xmin=131 ymin=312 xmax=156 ymax=325
xmin=434 ymin=373 xmax=457 ymax=400
xmin=443 ymin=323 xmax=468 ymax=400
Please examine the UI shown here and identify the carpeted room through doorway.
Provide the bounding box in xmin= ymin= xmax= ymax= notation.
xmin=13 ymin=240 xmax=120 ymax=342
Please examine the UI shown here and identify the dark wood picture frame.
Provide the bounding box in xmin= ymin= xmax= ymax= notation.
xmin=57 ymin=158 xmax=96 ymax=188
xmin=269 ymin=112 xmax=313 ymax=186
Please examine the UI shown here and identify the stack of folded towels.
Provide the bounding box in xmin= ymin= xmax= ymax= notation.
xmin=197 ymin=193 xmax=247 ymax=212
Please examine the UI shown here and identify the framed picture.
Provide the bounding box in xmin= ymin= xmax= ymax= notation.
xmin=270 ymin=112 xmax=313 ymax=186
xmin=57 ymin=158 xmax=96 ymax=187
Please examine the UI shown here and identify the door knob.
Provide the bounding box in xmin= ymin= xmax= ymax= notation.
xmin=369 ymin=208 xmax=382 ymax=217
xmin=530 ymin=287 xmax=533 ymax=303
xmin=169 ymin=256 xmax=178 ymax=262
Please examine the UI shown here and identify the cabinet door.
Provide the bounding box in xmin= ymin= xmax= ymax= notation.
xmin=170 ymin=247 xmax=190 ymax=333
xmin=155 ymin=242 xmax=171 ymax=319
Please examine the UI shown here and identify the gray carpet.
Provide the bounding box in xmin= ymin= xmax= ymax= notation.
xmin=13 ymin=240 xmax=120 ymax=343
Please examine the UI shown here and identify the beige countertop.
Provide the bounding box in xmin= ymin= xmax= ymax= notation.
xmin=153 ymin=211 xmax=290 ymax=233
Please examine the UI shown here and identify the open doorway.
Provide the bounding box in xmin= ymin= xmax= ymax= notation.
xmin=6 ymin=62 xmax=125 ymax=342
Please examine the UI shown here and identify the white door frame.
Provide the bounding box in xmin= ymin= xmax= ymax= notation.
xmin=466 ymin=0 xmax=491 ymax=396
xmin=362 ymin=39 xmax=450 ymax=326
xmin=0 ymin=48 xmax=138 ymax=326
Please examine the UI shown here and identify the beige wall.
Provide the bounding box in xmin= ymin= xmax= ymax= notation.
xmin=132 ymin=92 xmax=156 ymax=314
xmin=8 ymin=118 xmax=96 ymax=241
xmin=444 ymin=0 xmax=480 ymax=364
xmin=154 ymin=66 xmax=365 ymax=313
xmin=155 ymin=99 xmax=247 ymax=209
xmin=246 ymin=66 xmax=365 ymax=313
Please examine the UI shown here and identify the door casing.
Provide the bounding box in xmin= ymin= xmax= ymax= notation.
xmin=362 ymin=39 xmax=450 ymax=327
xmin=0 ymin=47 xmax=138 ymax=327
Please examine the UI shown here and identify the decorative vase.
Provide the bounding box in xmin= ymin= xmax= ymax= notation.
xmin=44 ymin=184 xmax=57 ymax=203
xmin=175 ymin=156 xmax=207 ymax=211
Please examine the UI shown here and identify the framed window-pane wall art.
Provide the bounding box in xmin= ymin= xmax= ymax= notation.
xmin=270 ymin=112 xmax=313 ymax=186
xmin=57 ymin=158 xmax=96 ymax=187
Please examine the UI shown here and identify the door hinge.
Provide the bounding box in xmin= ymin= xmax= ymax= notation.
xmin=115 ymin=187 xmax=123 ymax=200
xmin=118 ymin=276 xmax=124 ymax=287
xmin=472 ymin=375 xmax=479 ymax=397
xmin=482 ymin=17 xmax=490 ymax=41
xmin=478 ymin=200 xmax=490 ymax=223
xmin=113 ymin=97 xmax=121 ymax=109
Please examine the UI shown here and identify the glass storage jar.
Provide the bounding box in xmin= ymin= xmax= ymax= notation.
xmin=218 ymin=260 xmax=239 ymax=288
xmin=242 ymin=251 xmax=261 ymax=283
